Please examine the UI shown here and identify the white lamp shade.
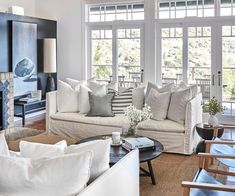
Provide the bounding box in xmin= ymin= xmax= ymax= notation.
xmin=43 ymin=38 xmax=57 ymax=73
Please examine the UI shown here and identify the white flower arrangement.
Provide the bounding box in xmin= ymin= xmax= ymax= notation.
xmin=124 ymin=105 xmax=152 ymax=136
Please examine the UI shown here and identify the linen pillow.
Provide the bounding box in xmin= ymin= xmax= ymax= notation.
xmin=132 ymin=86 xmax=145 ymax=110
xmin=109 ymin=88 xmax=133 ymax=114
xmin=0 ymin=133 xmax=10 ymax=156
xmin=79 ymin=85 xmax=92 ymax=114
xmin=87 ymin=92 xmax=114 ymax=117
xmin=167 ymin=88 xmax=191 ymax=125
xmin=66 ymin=78 xmax=87 ymax=91
xmin=20 ymin=140 xmax=67 ymax=159
xmin=173 ymin=81 xmax=198 ymax=99
xmin=65 ymin=139 xmax=111 ymax=181
xmin=106 ymin=82 xmax=118 ymax=91
xmin=88 ymin=81 xmax=107 ymax=97
xmin=146 ymin=88 xmax=171 ymax=121
xmin=146 ymin=82 xmax=174 ymax=98
xmin=57 ymin=80 xmax=79 ymax=112
xmin=0 ymin=152 xmax=92 ymax=196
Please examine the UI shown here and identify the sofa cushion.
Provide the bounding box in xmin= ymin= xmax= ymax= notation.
xmin=51 ymin=113 xmax=130 ymax=128
xmin=146 ymin=82 xmax=174 ymax=98
xmin=137 ymin=119 xmax=185 ymax=133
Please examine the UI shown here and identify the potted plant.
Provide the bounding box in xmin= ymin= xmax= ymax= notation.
xmin=124 ymin=105 xmax=152 ymax=136
xmin=202 ymin=97 xmax=223 ymax=126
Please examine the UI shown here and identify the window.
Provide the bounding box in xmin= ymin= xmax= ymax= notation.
xmin=90 ymin=27 xmax=143 ymax=85
xmin=88 ymin=3 xmax=144 ymax=22
xmin=91 ymin=29 xmax=112 ymax=82
xmin=157 ymin=0 xmax=215 ymax=19
xmin=161 ymin=27 xmax=183 ymax=85
xmin=220 ymin=0 xmax=235 ymax=16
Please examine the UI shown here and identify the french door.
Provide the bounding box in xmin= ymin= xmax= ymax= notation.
xmin=88 ymin=24 xmax=144 ymax=86
xmin=158 ymin=21 xmax=235 ymax=121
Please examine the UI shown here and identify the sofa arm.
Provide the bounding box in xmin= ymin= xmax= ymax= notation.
xmin=78 ymin=149 xmax=139 ymax=196
xmin=184 ymin=93 xmax=203 ymax=154
xmin=46 ymin=91 xmax=57 ymax=132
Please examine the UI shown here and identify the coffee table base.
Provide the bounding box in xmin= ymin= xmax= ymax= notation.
xmin=140 ymin=161 xmax=156 ymax=185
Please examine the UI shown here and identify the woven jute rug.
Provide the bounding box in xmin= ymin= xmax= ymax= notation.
xmin=140 ymin=153 xmax=198 ymax=196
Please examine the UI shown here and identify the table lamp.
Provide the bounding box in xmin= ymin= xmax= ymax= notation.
xmin=43 ymin=38 xmax=57 ymax=92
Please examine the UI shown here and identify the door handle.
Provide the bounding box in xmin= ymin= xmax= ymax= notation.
xmin=212 ymin=74 xmax=215 ymax=86
xmin=218 ymin=71 xmax=221 ymax=86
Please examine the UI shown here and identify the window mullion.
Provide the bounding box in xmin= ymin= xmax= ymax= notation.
xmin=112 ymin=26 xmax=118 ymax=83
xmin=183 ymin=24 xmax=188 ymax=84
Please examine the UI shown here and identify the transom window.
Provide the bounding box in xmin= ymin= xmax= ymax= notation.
xmin=88 ymin=3 xmax=144 ymax=22
xmin=157 ymin=0 xmax=215 ymax=19
xmin=220 ymin=0 xmax=235 ymax=16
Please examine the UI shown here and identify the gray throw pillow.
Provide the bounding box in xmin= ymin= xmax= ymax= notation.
xmin=87 ymin=92 xmax=115 ymax=117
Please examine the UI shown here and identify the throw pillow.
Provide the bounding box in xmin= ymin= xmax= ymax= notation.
xmin=87 ymin=92 xmax=114 ymax=117
xmin=106 ymin=82 xmax=118 ymax=91
xmin=79 ymin=85 xmax=92 ymax=114
xmin=146 ymin=88 xmax=171 ymax=121
xmin=173 ymin=81 xmax=198 ymax=99
xmin=57 ymin=80 xmax=79 ymax=113
xmin=0 ymin=133 xmax=10 ymax=156
xmin=66 ymin=78 xmax=87 ymax=91
xmin=109 ymin=88 xmax=133 ymax=114
xmin=65 ymin=139 xmax=111 ymax=181
xmin=132 ymin=86 xmax=145 ymax=110
xmin=88 ymin=81 xmax=107 ymax=97
xmin=0 ymin=152 xmax=92 ymax=196
xmin=146 ymin=82 xmax=174 ymax=98
xmin=20 ymin=140 xmax=67 ymax=159
xmin=167 ymin=88 xmax=191 ymax=124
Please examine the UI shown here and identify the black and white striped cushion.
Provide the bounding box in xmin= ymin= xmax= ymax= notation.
xmin=108 ymin=88 xmax=133 ymax=114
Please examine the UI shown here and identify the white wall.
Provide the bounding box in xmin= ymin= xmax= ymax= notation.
xmin=35 ymin=0 xmax=83 ymax=81
xmin=0 ymin=0 xmax=35 ymax=16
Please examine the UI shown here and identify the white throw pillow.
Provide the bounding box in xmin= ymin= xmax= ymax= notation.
xmin=65 ymin=139 xmax=111 ymax=181
xmin=0 ymin=133 xmax=10 ymax=156
xmin=66 ymin=78 xmax=87 ymax=91
xmin=57 ymin=80 xmax=79 ymax=112
xmin=106 ymin=82 xmax=118 ymax=91
xmin=146 ymin=82 xmax=174 ymax=98
xmin=132 ymin=87 xmax=145 ymax=110
xmin=173 ymin=81 xmax=198 ymax=99
xmin=88 ymin=81 xmax=107 ymax=97
xmin=146 ymin=88 xmax=171 ymax=121
xmin=167 ymin=88 xmax=191 ymax=124
xmin=20 ymin=140 xmax=67 ymax=159
xmin=0 ymin=152 xmax=92 ymax=196
xmin=79 ymin=85 xmax=92 ymax=114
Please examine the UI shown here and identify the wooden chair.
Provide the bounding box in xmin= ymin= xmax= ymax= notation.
xmin=182 ymin=153 xmax=235 ymax=196
xmin=182 ymin=125 xmax=235 ymax=195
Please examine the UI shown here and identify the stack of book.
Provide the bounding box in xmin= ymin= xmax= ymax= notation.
xmin=19 ymin=97 xmax=38 ymax=103
xmin=122 ymin=137 xmax=155 ymax=151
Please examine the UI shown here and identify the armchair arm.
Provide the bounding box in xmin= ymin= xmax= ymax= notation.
xmin=198 ymin=153 xmax=235 ymax=159
xmin=205 ymin=140 xmax=235 ymax=153
xmin=182 ymin=181 xmax=235 ymax=196
xmin=197 ymin=153 xmax=235 ymax=176
xmin=46 ymin=91 xmax=57 ymax=131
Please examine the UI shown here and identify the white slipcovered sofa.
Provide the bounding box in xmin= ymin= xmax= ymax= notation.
xmin=46 ymin=91 xmax=202 ymax=155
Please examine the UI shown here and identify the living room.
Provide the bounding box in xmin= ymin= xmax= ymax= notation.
xmin=0 ymin=0 xmax=235 ymax=195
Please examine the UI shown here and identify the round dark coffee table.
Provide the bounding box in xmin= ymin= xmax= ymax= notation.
xmin=76 ymin=135 xmax=164 ymax=185
xmin=196 ymin=123 xmax=224 ymax=152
